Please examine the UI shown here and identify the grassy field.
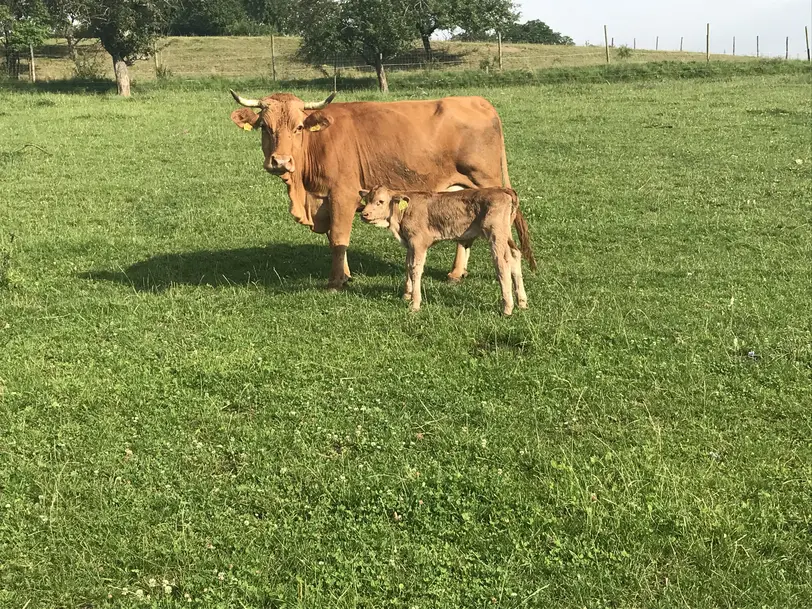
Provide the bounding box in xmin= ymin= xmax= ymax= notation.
xmin=1 ymin=66 xmax=811 ymax=608
xmin=25 ymin=35 xmax=760 ymax=82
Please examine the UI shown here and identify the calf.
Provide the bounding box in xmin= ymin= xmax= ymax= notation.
xmin=359 ymin=186 xmax=537 ymax=315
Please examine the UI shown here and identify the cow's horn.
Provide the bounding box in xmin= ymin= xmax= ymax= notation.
xmin=303 ymin=92 xmax=336 ymax=110
xmin=230 ymin=89 xmax=264 ymax=108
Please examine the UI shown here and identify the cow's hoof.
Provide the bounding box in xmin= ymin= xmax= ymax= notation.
xmin=409 ymin=303 xmax=421 ymax=313
xmin=447 ymin=271 xmax=468 ymax=283
xmin=403 ymin=292 xmax=413 ymax=301
xmin=518 ymin=300 xmax=528 ymax=310
xmin=327 ymin=274 xmax=351 ymax=290
xmin=502 ymin=306 xmax=514 ymax=316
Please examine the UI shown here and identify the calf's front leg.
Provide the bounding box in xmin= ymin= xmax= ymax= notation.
xmin=403 ymin=248 xmax=414 ymax=301
xmin=408 ymin=245 xmax=428 ymax=312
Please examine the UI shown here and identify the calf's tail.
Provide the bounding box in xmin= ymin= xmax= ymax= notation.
xmin=509 ymin=190 xmax=537 ymax=271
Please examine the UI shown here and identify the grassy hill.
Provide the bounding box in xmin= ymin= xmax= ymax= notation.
xmin=25 ymin=35 xmax=762 ymax=83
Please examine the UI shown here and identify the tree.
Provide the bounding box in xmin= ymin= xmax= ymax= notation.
xmin=450 ymin=0 xmax=517 ymax=41
xmin=43 ymin=0 xmax=89 ymax=59
xmin=297 ymin=0 xmax=415 ymax=93
xmin=242 ymin=0 xmax=296 ymax=34
xmin=85 ymin=0 xmax=173 ymax=96
xmin=503 ymin=19 xmax=572 ymax=45
xmin=1 ymin=1 xmax=50 ymax=78
xmin=169 ymin=0 xmax=245 ymax=36
xmin=413 ymin=0 xmax=451 ymax=60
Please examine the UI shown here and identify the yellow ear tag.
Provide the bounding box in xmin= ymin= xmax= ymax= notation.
xmin=398 ymin=200 xmax=409 ymax=212
xmin=309 ymin=124 xmax=321 ymax=132
xmin=242 ymin=123 xmax=253 ymax=131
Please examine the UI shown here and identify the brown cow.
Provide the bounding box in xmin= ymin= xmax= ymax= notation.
xmin=229 ymin=90 xmax=521 ymax=289
xmin=359 ymin=186 xmax=536 ymax=315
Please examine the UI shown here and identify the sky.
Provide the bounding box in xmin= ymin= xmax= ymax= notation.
xmin=517 ymin=0 xmax=812 ymax=58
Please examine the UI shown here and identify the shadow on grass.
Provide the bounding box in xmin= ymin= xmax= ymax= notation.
xmin=79 ymin=243 xmax=422 ymax=293
xmin=1 ymin=77 xmax=117 ymax=94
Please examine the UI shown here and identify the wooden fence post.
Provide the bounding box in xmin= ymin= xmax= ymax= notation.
xmin=333 ymin=54 xmax=337 ymax=92
xmin=604 ymin=25 xmax=610 ymax=64
xmin=706 ymin=23 xmax=710 ymax=62
xmin=732 ymin=36 xmax=736 ymax=56
xmin=611 ymin=37 xmax=614 ymax=48
xmin=680 ymin=36 xmax=684 ymax=51
xmin=806 ymin=26 xmax=811 ymax=61
xmin=497 ymin=31 xmax=503 ymax=70
xmin=656 ymin=36 xmax=659 ymax=51
xmin=786 ymin=36 xmax=789 ymax=59
xmin=28 ymin=42 xmax=36 ymax=82
xmin=633 ymin=37 xmax=636 ymax=50
xmin=756 ymin=35 xmax=759 ymax=57
xmin=271 ymin=35 xmax=277 ymax=81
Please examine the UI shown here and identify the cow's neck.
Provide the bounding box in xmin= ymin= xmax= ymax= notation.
xmin=282 ymin=174 xmax=311 ymax=226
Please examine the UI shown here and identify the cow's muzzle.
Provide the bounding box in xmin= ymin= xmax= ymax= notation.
xmin=266 ymin=155 xmax=294 ymax=175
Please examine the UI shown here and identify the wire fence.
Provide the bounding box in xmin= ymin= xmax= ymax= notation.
xmin=4 ymin=28 xmax=811 ymax=84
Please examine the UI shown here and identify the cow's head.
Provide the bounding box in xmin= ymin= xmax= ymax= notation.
xmin=359 ymin=186 xmax=409 ymax=228
xmin=230 ymin=90 xmax=335 ymax=176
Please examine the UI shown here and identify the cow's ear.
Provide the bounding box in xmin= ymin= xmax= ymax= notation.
xmin=304 ymin=111 xmax=332 ymax=132
xmin=231 ymin=108 xmax=260 ymax=131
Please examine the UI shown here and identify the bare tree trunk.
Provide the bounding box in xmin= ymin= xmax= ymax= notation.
xmin=113 ymin=57 xmax=131 ymax=96
xmin=66 ymin=28 xmax=77 ymax=61
xmin=421 ymin=33 xmax=432 ymax=60
xmin=374 ymin=55 xmax=388 ymax=93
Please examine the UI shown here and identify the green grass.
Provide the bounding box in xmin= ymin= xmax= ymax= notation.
xmin=1 ymin=71 xmax=811 ymax=608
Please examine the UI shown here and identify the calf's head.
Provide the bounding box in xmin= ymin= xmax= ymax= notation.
xmin=359 ymin=186 xmax=410 ymax=228
xmin=230 ymin=90 xmax=335 ymax=176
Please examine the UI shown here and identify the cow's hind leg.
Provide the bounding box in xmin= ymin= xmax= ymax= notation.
xmin=508 ymin=239 xmax=528 ymax=309
xmin=448 ymin=240 xmax=473 ymax=283
xmin=441 ymin=183 xmax=473 ymax=283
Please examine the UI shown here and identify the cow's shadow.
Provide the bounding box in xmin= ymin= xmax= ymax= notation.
xmin=80 ymin=243 xmax=447 ymax=293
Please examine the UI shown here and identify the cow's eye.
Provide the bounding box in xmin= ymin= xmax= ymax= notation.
xmin=295 ymin=124 xmax=304 ymax=133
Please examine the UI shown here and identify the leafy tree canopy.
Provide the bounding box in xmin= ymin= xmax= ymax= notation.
xmin=503 ymin=19 xmax=573 ymax=45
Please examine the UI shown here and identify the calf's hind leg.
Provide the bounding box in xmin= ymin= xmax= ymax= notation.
xmin=508 ymin=239 xmax=528 ymax=309
xmin=489 ymin=237 xmax=515 ymax=316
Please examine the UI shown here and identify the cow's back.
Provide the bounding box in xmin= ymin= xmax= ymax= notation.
xmin=307 ymin=97 xmax=506 ymax=193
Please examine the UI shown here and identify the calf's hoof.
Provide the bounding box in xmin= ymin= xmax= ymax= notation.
xmin=518 ymin=299 xmax=528 ymax=310
xmin=502 ymin=306 xmax=514 ymax=316
xmin=446 ymin=271 xmax=468 ymax=284
xmin=409 ymin=303 xmax=421 ymax=313
xmin=403 ymin=292 xmax=413 ymax=301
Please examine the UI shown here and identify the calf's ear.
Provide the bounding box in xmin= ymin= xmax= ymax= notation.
xmin=231 ymin=108 xmax=260 ymax=131
xmin=359 ymin=189 xmax=370 ymax=199
xmin=304 ymin=111 xmax=332 ymax=132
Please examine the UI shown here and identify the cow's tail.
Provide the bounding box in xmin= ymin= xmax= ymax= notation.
xmin=509 ymin=190 xmax=537 ymax=271
xmin=498 ymin=117 xmax=511 ymax=189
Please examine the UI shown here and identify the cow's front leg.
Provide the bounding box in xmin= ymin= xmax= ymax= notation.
xmin=327 ymin=194 xmax=356 ymax=290
xmin=448 ymin=241 xmax=472 ymax=283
